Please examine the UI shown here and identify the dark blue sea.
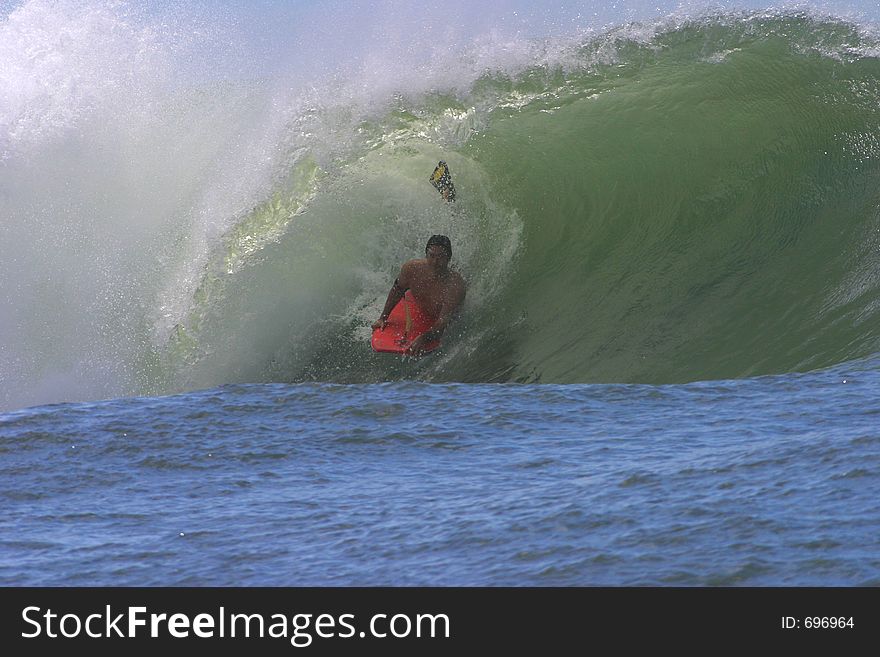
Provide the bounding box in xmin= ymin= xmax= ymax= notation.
xmin=2 ymin=357 xmax=878 ymax=586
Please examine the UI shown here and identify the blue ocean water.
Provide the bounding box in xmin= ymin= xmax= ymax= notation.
xmin=2 ymin=357 xmax=878 ymax=586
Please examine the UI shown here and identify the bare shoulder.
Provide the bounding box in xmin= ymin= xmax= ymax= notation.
xmin=449 ymin=270 xmax=466 ymax=299
xmin=399 ymin=259 xmax=423 ymax=281
xmin=402 ymin=258 xmax=427 ymax=273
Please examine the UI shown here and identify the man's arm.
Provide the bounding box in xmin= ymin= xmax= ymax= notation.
xmin=372 ymin=263 xmax=412 ymax=330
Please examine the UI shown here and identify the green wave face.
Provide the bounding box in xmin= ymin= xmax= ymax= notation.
xmin=162 ymin=13 xmax=880 ymax=388
xmin=456 ymin=15 xmax=880 ymax=383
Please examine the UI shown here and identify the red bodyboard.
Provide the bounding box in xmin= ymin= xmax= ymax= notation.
xmin=371 ymin=291 xmax=441 ymax=354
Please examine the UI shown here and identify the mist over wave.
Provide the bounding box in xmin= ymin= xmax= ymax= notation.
xmin=3 ymin=0 xmax=880 ymax=410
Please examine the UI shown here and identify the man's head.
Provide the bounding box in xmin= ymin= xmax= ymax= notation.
xmin=425 ymin=234 xmax=452 ymax=259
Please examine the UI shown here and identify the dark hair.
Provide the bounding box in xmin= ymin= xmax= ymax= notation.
xmin=426 ymin=234 xmax=452 ymax=259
